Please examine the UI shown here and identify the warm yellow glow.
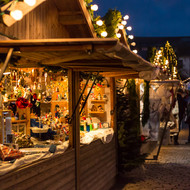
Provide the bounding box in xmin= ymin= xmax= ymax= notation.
xmin=118 ymin=25 xmax=124 ymax=30
xmin=133 ymin=50 xmax=138 ymax=54
xmin=124 ymin=15 xmax=129 ymax=20
xmin=121 ymin=20 xmax=127 ymax=25
xmin=116 ymin=33 xmax=121 ymax=38
xmin=96 ymin=20 xmax=103 ymax=26
xmin=101 ymin=31 xmax=108 ymax=37
xmin=127 ymin=26 xmax=132 ymax=31
xmin=165 ymin=59 xmax=169 ymax=65
xmin=24 ymin=0 xmax=36 ymax=6
xmin=131 ymin=42 xmax=136 ymax=46
xmin=10 ymin=10 xmax=23 ymax=20
xmin=91 ymin=4 xmax=98 ymax=11
xmin=128 ymin=35 xmax=134 ymax=39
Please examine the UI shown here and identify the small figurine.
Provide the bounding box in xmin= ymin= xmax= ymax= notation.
xmin=98 ymin=105 xmax=104 ymax=112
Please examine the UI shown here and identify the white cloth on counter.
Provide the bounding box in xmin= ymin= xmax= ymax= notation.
xmin=0 ymin=141 xmax=69 ymax=176
xmin=80 ymin=128 xmax=114 ymax=144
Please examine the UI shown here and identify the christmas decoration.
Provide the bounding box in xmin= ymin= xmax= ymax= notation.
xmin=152 ymin=41 xmax=179 ymax=79
xmin=117 ymin=79 xmax=147 ymax=172
xmin=103 ymin=9 xmax=122 ymax=38
xmin=16 ymin=97 xmax=32 ymax=109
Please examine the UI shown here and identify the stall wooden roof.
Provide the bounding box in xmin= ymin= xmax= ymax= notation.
xmin=0 ymin=0 xmax=96 ymax=39
xmin=0 ymin=38 xmax=156 ymax=78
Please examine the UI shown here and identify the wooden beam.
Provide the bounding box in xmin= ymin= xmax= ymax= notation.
xmin=115 ymin=74 xmax=139 ymax=79
xmin=73 ymin=71 xmax=80 ymax=190
xmin=41 ymin=53 xmax=89 ymax=65
xmin=0 ymin=38 xmax=117 ymax=47
xmin=68 ymin=69 xmax=74 ymax=148
xmin=18 ymin=44 xmax=93 ymax=52
xmin=101 ymin=71 xmax=138 ymax=77
xmin=77 ymin=0 xmax=96 ymax=38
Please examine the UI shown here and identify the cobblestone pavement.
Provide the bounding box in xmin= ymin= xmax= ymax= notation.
xmin=111 ymin=127 xmax=190 ymax=190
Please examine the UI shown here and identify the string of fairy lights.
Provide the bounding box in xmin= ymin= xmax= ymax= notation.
xmin=153 ymin=41 xmax=178 ymax=79
xmin=0 ymin=0 xmax=37 ymax=21
xmin=87 ymin=1 xmax=138 ymax=53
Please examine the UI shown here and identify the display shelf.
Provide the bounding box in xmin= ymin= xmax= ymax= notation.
xmin=91 ymin=100 xmax=106 ymax=103
xmin=51 ymin=100 xmax=68 ymax=102
xmin=89 ymin=111 xmax=105 ymax=114
xmin=5 ymin=99 xmax=17 ymax=102
xmin=12 ymin=120 xmax=27 ymax=124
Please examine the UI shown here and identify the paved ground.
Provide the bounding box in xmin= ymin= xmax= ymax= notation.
xmin=111 ymin=126 xmax=190 ymax=190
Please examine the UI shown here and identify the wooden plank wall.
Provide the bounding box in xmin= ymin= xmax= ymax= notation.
xmin=0 ymin=0 xmax=70 ymax=39
xmin=80 ymin=137 xmax=117 ymax=190
xmin=0 ymin=149 xmax=75 ymax=190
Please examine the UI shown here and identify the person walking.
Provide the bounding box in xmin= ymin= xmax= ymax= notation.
xmin=176 ymin=88 xmax=187 ymax=145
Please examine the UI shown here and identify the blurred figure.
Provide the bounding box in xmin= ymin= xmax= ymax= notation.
xmin=176 ymin=88 xmax=187 ymax=145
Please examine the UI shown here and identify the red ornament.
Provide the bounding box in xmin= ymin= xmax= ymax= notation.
xmin=16 ymin=97 xmax=30 ymax=109
xmin=140 ymin=135 xmax=146 ymax=142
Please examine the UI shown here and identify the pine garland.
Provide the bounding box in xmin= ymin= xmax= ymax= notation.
xmin=117 ymin=79 xmax=147 ymax=172
xmin=80 ymin=72 xmax=105 ymax=84
xmin=103 ymin=9 xmax=122 ymax=38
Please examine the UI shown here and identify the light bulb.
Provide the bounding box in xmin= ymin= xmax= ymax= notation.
xmin=101 ymin=31 xmax=108 ymax=37
xmin=127 ymin=26 xmax=132 ymax=31
xmin=96 ymin=20 xmax=103 ymax=26
xmin=116 ymin=33 xmax=121 ymax=38
xmin=91 ymin=4 xmax=98 ymax=11
xmin=165 ymin=60 xmax=169 ymax=65
xmin=124 ymin=15 xmax=129 ymax=20
xmin=128 ymin=35 xmax=134 ymax=40
xmin=118 ymin=25 xmax=124 ymax=30
xmin=131 ymin=42 xmax=136 ymax=46
xmin=133 ymin=50 xmax=138 ymax=54
xmin=121 ymin=20 xmax=127 ymax=26
xmin=24 ymin=0 xmax=36 ymax=6
xmin=10 ymin=10 xmax=23 ymax=21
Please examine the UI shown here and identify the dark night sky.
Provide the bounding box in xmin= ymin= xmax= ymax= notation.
xmin=95 ymin=0 xmax=190 ymax=37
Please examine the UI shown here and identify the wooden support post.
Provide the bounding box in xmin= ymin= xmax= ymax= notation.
xmin=110 ymin=77 xmax=118 ymax=175
xmin=73 ymin=71 xmax=80 ymax=190
xmin=68 ymin=69 xmax=74 ymax=148
xmin=110 ymin=77 xmax=116 ymax=131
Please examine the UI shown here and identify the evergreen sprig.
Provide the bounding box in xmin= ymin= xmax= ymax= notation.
xmin=103 ymin=9 xmax=122 ymax=38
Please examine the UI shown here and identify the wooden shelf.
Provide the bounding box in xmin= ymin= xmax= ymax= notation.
xmin=91 ymin=100 xmax=106 ymax=103
xmin=3 ymin=99 xmax=17 ymax=103
xmin=12 ymin=119 xmax=27 ymax=124
xmin=89 ymin=111 xmax=105 ymax=114
xmin=51 ymin=100 xmax=68 ymax=102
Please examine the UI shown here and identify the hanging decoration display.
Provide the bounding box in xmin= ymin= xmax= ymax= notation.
xmin=152 ymin=41 xmax=178 ymax=79
xmin=117 ymin=79 xmax=147 ymax=172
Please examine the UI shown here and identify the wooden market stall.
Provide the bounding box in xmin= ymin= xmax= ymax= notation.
xmin=0 ymin=1 xmax=156 ymax=190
